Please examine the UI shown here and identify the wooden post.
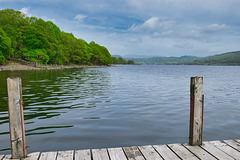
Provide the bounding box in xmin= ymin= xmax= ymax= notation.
xmin=7 ymin=77 xmax=27 ymax=159
xmin=189 ymin=77 xmax=204 ymax=146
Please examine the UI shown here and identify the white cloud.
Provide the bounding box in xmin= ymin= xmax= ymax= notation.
xmin=19 ymin=7 xmax=32 ymax=17
xmin=130 ymin=17 xmax=174 ymax=32
xmin=204 ymin=24 xmax=227 ymax=33
xmin=74 ymin=14 xmax=87 ymax=22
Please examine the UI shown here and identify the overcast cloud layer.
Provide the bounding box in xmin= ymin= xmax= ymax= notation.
xmin=1 ymin=0 xmax=240 ymax=57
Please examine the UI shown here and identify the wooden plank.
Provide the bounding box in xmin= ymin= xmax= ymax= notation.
xmin=138 ymin=145 xmax=163 ymax=160
xmin=201 ymin=142 xmax=234 ymax=160
xmin=2 ymin=155 xmax=11 ymax=160
xmin=123 ymin=146 xmax=145 ymax=160
xmin=183 ymin=143 xmax=217 ymax=160
xmin=223 ymin=140 xmax=240 ymax=151
xmin=92 ymin=148 xmax=110 ymax=160
xmin=210 ymin=140 xmax=240 ymax=160
xmin=75 ymin=149 xmax=91 ymax=160
xmin=153 ymin=145 xmax=180 ymax=160
xmin=23 ymin=152 xmax=41 ymax=160
xmin=235 ymin=139 xmax=240 ymax=143
xmin=0 ymin=155 xmax=5 ymax=160
xmin=57 ymin=150 xmax=74 ymax=160
xmin=7 ymin=77 xmax=27 ymax=159
xmin=39 ymin=151 xmax=57 ymax=160
xmin=189 ymin=77 xmax=204 ymax=145
xmin=108 ymin=147 xmax=127 ymax=160
xmin=168 ymin=144 xmax=198 ymax=160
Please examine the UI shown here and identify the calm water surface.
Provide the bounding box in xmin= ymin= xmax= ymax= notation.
xmin=0 ymin=65 xmax=239 ymax=154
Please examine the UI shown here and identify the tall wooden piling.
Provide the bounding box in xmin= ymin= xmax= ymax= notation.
xmin=7 ymin=77 xmax=27 ymax=159
xmin=189 ymin=77 xmax=204 ymax=146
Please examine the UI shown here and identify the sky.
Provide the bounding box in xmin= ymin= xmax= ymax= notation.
xmin=0 ymin=0 xmax=240 ymax=57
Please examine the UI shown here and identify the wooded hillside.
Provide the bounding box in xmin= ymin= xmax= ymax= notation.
xmin=0 ymin=9 xmax=112 ymax=65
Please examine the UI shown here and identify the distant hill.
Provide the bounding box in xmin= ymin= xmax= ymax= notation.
xmin=131 ymin=51 xmax=240 ymax=66
xmin=185 ymin=51 xmax=240 ymax=65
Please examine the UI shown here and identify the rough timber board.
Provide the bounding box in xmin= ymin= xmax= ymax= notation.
xmin=210 ymin=141 xmax=240 ymax=160
xmin=138 ymin=145 xmax=163 ymax=160
xmin=38 ymin=152 xmax=57 ymax=160
xmin=201 ymin=142 xmax=234 ymax=160
xmin=92 ymin=148 xmax=110 ymax=160
xmin=0 ymin=155 xmax=4 ymax=160
xmin=57 ymin=150 xmax=74 ymax=160
xmin=123 ymin=146 xmax=145 ymax=160
xmin=24 ymin=152 xmax=40 ymax=160
xmin=183 ymin=144 xmax=217 ymax=160
xmin=223 ymin=140 xmax=240 ymax=151
xmin=75 ymin=149 xmax=91 ymax=160
xmin=168 ymin=144 xmax=199 ymax=160
xmin=153 ymin=145 xmax=181 ymax=160
xmin=2 ymin=155 xmax=11 ymax=160
xmin=108 ymin=147 xmax=127 ymax=160
xmin=1 ymin=139 xmax=240 ymax=160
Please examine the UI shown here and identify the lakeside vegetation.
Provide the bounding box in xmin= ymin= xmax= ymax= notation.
xmin=132 ymin=51 xmax=240 ymax=66
xmin=0 ymin=9 xmax=112 ymax=65
xmin=112 ymin=56 xmax=135 ymax=64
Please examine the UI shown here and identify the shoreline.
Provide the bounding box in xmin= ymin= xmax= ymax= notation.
xmin=0 ymin=63 xmax=110 ymax=71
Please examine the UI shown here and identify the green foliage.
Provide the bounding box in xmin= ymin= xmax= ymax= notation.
xmin=132 ymin=52 xmax=240 ymax=66
xmin=0 ymin=9 xmax=112 ymax=65
xmin=112 ymin=56 xmax=135 ymax=64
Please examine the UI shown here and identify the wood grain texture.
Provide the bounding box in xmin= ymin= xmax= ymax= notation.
xmin=223 ymin=140 xmax=240 ymax=151
xmin=24 ymin=152 xmax=40 ymax=160
xmin=92 ymin=148 xmax=109 ymax=160
xmin=183 ymin=143 xmax=216 ymax=160
xmin=7 ymin=77 xmax=27 ymax=158
xmin=153 ymin=145 xmax=181 ymax=160
xmin=201 ymin=142 xmax=234 ymax=160
xmin=39 ymin=152 xmax=57 ymax=160
xmin=57 ymin=150 xmax=74 ymax=160
xmin=210 ymin=141 xmax=240 ymax=160
xmin=168 ymin=144 xmax=198 ymax=160
xmin=189 ymin=77 xmax=203 ymax=146
xmin=108 ymin=147 xmax=127 ymax=160
xmin=138 ymin=145 xmax=163 ymax=160
xmin=123 ymin=146 xmax=145 ymax=160
xmin=75 ymin=149 xmax=91 ymax=160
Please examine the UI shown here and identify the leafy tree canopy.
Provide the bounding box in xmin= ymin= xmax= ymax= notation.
xmin=0 ymin=9 xmax=113 ymax=65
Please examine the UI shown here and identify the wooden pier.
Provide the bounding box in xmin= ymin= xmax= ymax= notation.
xmin=1 ymin=139 xmax=240 ymax=160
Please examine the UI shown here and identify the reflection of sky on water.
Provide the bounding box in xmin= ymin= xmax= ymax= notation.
xmin=0 ymin=65 xmax=239 ymax=154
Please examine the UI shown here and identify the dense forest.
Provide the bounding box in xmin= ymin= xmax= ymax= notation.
xmin=0 ymin=9 xmax=112 ymax=65
xmin=132 ymin=51 xmax=240 ymax=65
xmin=112 ymin=56 xmax=134 ymax=64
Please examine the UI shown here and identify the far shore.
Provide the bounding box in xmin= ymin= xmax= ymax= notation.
xmin=0 ymin=63 xmax=110 ymax=71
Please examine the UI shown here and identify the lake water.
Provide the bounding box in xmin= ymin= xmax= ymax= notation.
xmin=0 ymin=65 xmax=239 ymax=154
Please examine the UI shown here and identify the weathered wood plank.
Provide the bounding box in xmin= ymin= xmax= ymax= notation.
xmin=168 ymin=144 xmax=198 ymax=160
xmin=201 ymin=142 xmax=234 ymax=160
xmin=223 ymin=140 xmax=240 ymax=151
xmin=189 ymin=77 xmax=204 ymax=146
xmin=2 ymin=155 xmax=11 ymax=160
xmin=210 ymin=140 xmax=240 ymax=160
xmin=57 ymin=150 xmax=74 ymax=160
xmin=235 ymin=139 xmax=240 ymax=144
xmin=123 ymin=146 xmax=145 ymax=160
xmin=0 ymin=155 xmax=5 ymax=160
xmin=75 ymin=149 xmax=91 ymax=160
xmin=153 ymin=145 xmax=180 ymax=160
xmin=183 ymin=143 xmax=217 ymax=160
xmin=39 ymin=151 xmax=57 ymax=160
xmin=92 ymin=148 xmax=110 ymax=160
xmin=138 ymin=145 xmax=163 ymax=160
xmin=23 ymin=152 xmax=40 ymax=160
xmin=108 ymin=147 xmax=127 ymax=160
xmin=7 ymin=77 xmax=27 ymax=159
